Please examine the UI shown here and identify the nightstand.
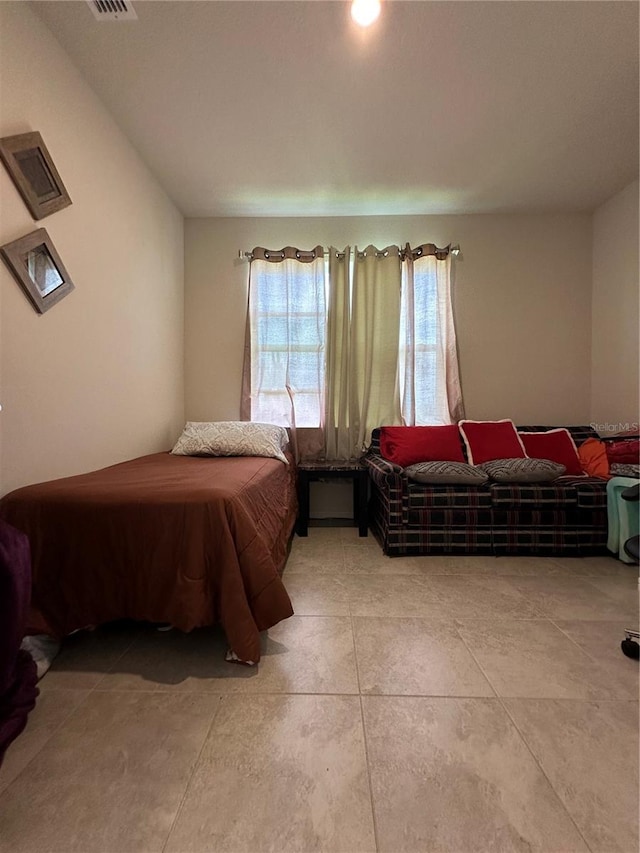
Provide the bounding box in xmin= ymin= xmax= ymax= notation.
xmin=296 ymin=460 xmax=368 ymax=537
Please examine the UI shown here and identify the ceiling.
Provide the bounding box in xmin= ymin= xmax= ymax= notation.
xmin=32 ymin=0 xmax=639 ymax=218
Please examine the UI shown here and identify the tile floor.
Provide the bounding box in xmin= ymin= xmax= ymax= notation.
xmin=0 ymin=528 xmax=638 ymax=853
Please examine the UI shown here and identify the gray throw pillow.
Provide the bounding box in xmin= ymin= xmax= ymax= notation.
xmin=479 ymin=458 xmax=565 ymax=483
xmin=405 ymin=461 xmax=489 ymax=485
xmin=610 ymin=463 xmax=640 ymax=478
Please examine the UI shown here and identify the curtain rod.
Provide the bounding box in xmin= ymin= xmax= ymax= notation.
xmin=238 ymin=244 xmax=461 ymax=261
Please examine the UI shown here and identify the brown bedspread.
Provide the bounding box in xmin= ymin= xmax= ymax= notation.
xmin=0 ymin=453 xmax=296 ymax=663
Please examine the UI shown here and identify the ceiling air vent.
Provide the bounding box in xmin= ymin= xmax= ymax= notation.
xmin=87 ymin=0 xmax=137 ymax=21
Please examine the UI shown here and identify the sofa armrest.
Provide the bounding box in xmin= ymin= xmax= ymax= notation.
xmin=362 ymin=452 xmax=404 ymax=487
xmin=362 ymin=453 xmax=409 ymax=526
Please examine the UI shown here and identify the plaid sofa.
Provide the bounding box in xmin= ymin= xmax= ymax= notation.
xmin=363 ymin=425 xmax=608 ymax=556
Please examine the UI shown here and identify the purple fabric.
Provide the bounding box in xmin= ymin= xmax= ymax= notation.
xmin=0 ymin=519 xmax=38 ymax=768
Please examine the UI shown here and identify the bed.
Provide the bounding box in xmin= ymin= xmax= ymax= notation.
xmin=0 ymin=451 xmax=297 ymax=664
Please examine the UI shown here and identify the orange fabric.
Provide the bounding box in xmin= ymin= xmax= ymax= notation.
xmin=577 ymin=437 xmax=611 ymax=479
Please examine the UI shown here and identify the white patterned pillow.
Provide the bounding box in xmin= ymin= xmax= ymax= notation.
xmin=478 ymin=458 xmax=565 ymax=483
xmin=404 ymin=461 xmax=489 ymax=485
xmin=171 ymin=422 xmax=289 ymax=464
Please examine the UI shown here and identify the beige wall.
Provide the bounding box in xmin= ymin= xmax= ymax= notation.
xmin=591 ymin=180 xmax=640 ymax=433
xmin=0 ymin=3 xmax=184 ymax=495
xmin=185 ymin=213 xmax=593 ymax=426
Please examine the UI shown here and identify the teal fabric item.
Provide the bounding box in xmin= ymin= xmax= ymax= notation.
xmin=606 ymin=477 xmax=640 ymax=564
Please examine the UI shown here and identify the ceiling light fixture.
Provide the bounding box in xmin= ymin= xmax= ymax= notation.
xmin=351 ymin=0 xmax=381 ymax=28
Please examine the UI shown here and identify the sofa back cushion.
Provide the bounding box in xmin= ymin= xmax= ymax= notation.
xmin=516 ymin=425 xmax=600 ymax=446
xmin=519 ymin=428 xmax=583 ymax=475
xmin=458 ymin=420 xmax=527 ymax=465
xmin=370 ymin=425 xmax=601 ymax=460
xmin=379 ymin=425 xmax=465 ymax=467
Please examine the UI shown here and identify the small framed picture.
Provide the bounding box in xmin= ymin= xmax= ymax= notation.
xmin=1 ymin=229 xmax=75 ymax=314
xmin=0 ymin=132 xmax=72 ymax=220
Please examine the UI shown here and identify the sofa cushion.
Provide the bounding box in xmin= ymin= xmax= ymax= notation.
xmin=519 ymin=428 xmax=583 ymax=475
xmin=489 ymin=477 xmax=607 ymax=510
xmin=407 ymin=482 xmax=493 ymax=510
xmin=479 ymin=458 xmax=566 ymax=483
xmin=458 ymin=420 xmax=527 ymax=465
xmin=379 ymin=425 xmax=465 ymax=467
xmin=489 ymin=482 xmax=579 ymax=507
xmin=573 ymin=478 xmax=609 ymax=509
xmin=405 ymin=460 xmax=488 ymax=485
xmin=407 ymin=507 xmax=493 ymax=534
xmin=380 ymin=522 xmax=494 ymax=555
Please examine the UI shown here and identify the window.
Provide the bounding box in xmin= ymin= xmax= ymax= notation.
xmin=399 ymin=254 xmax=451 ymax=425
xmin=243 ymin=243 xmax=463 ymax=457
xmin=249 ymin=254 xmax=326 ymax=428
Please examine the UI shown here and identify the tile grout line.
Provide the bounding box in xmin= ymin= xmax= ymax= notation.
xmin=549 ymin=618 xmax=631 ymax=669
xmin=357 ymin=694 xmax=382 ymax=853
xmin=453 ymin=612 xmax=597 ymax=850
xmin=306 ymin=535 xmax=380 ymax=850
xmin=348 ymin=605 xmax=382 ymax=853
xmin=288 ymin=611 xmax=615 ymax=622
xmin=345 ymin=538 xmax=382 ymax=853
xmin=497 ymin=696 xmax=597 ymax=853
xmin=63 ymin=687 xmax=640 ymax=700
xmin=451 ymin=623 xmax=499 ymax=699
xmin=89 ymin=626 xmax=147 ymax=690
xmin=160 ymin=694 xmax=225 ymax=853
xmin=577 ymin=574 xmax=640 ymax=622
xmin=0 ymin=627 xmax=144 ymax=797
xmin=0 ymin=686 xmax=90 ymax=799
xmin=453 ymin=616 xmax=638 ymax=701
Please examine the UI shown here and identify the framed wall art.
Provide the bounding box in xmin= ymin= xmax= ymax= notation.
xmin=1 ymin=228 xmax=75 ymax=313
xmin=0 ymin=131 xmax=72 ymax=220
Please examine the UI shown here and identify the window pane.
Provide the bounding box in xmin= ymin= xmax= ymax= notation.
xmin=400 ymin=256 xmax=450 ymax=425
xmin=250 ymin=257 xmax=326 ymax=427
xmin=413 ymin=263 xmax=438 ymax=347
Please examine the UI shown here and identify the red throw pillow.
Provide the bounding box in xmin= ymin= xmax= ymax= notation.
xmin=519 ymin=429 xmax=583 ymax=475
xmin=379 ymin=425 xmax=465 ymax=467
xmin=458 ymin=420 xmax=526 ymax=465
xmin=606 ymin=439 xmax=640 ymax=465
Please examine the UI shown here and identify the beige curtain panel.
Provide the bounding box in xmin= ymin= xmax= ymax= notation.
xmin=346 ymin=245 xmax=402 ymax=458
xmin=324 ymin=247 xmax=352 ymax=460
